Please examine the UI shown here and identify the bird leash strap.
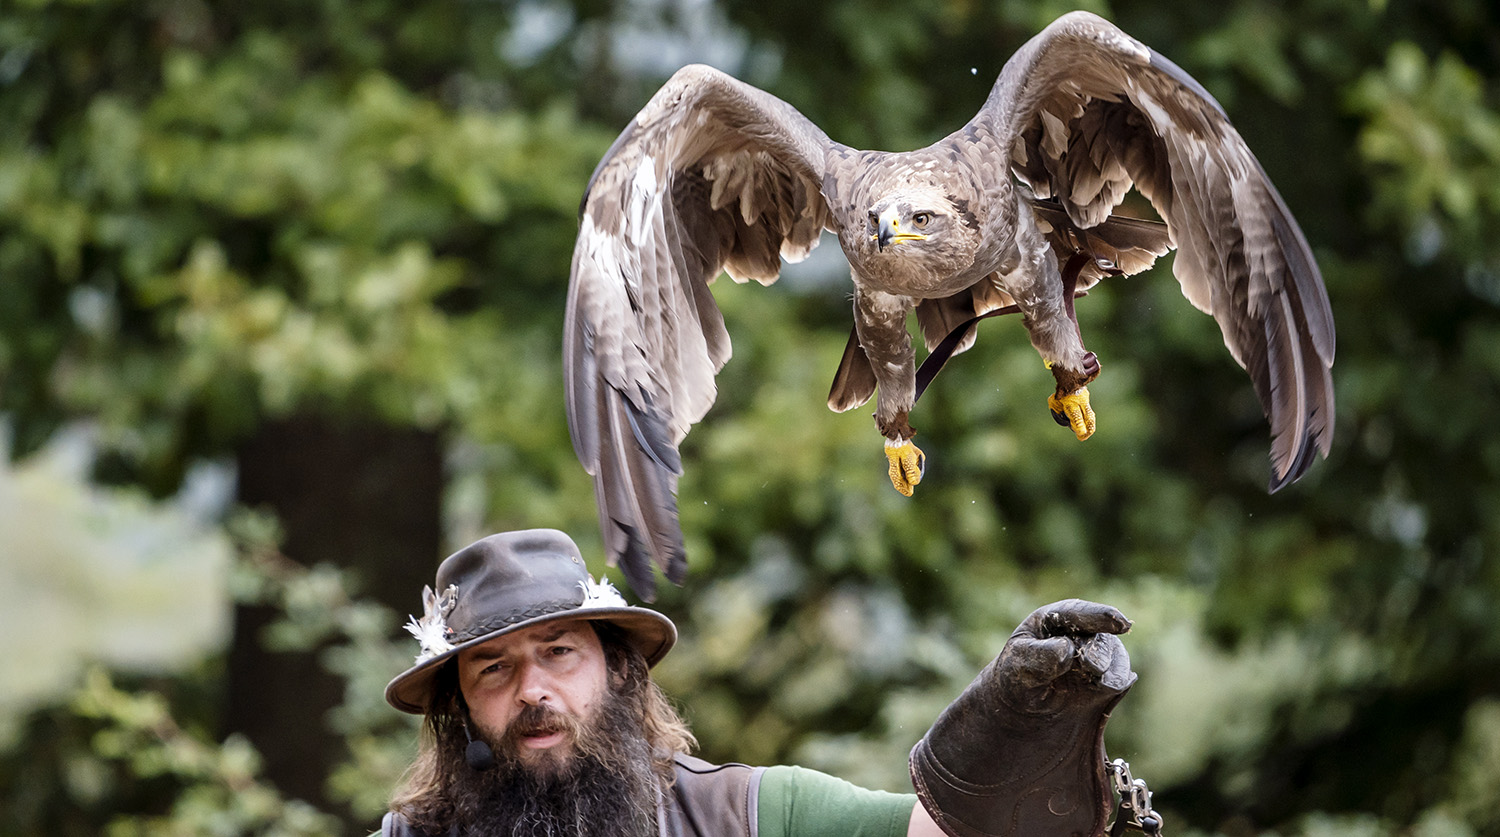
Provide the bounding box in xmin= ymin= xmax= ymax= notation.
xmin=913 ymin=251 xmax=1101 ymax=405
xmin=1106 ymin=757 xmax=1165 ymax=837
xmin=911 ymin=288 xmax=1089 ymax=403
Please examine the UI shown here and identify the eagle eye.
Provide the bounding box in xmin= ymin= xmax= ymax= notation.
xmin=912 ymin=212 xmax=932 ymax=228
xmin=868 ymin=212 xmax=879 ymax=228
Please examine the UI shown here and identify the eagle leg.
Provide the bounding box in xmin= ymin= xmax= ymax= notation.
xmin=878 ymin=410 xmax=925 ymax=496
xmin=1047 ymin=252 xmax=1100 ymax=440
xmin=884 ymin=439 xmax=925 ymax=497
xmin=1048 ymin=386 xmax=1096 ymax=440
xmin=853 ymin=286 xmax=926 ymax=496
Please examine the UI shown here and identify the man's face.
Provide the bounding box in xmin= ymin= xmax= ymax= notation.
xmin=457 ymin=619 xmax=609 ymax=775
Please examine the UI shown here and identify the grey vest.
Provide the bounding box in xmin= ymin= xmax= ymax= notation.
xmin=660 ymin=754 xmax=763 ymax=837
xmin=381 ymin=754 xmax=765 ymax=837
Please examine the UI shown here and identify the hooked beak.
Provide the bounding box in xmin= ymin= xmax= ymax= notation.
xmin=873 ymin=211 xmax=926 ymax=252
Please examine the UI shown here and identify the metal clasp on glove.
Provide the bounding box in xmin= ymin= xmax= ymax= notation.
xmin=1106 ymin=758 xmax=1164 ymax=837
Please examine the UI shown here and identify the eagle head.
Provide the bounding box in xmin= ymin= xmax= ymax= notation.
xmin=854 ymin=186 xmax=981 ymax=289
xmin=870 ymin=201 xmax=935 ymax=252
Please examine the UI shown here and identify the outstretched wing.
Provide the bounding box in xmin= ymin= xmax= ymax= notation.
xmin=565 ymin=64 xmax=834 ymax=600
xmin=975 ymin=11 xmax=1335 ymax=491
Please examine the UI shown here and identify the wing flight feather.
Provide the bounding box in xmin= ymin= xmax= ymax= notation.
xmin=565 ymin=65 xmax=835 ymax=598
xmin=975 ymin=11 xmax=1335 ymax=488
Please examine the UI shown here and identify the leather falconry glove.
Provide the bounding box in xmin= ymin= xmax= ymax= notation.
xmin=910 ymin=599 xmax=1137 ymax=837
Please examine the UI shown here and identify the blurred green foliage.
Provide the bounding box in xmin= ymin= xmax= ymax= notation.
xmin=74 ymin=668 xmax=342 ymax=837
xmin=2 ymin=0 xmax=1500 ymax=835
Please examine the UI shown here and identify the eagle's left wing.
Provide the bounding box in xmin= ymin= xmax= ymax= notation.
xmin=566 ymin=65 xmax=835 ymax=600
xmin=973 ymin=11 xmax=1335 ymax=491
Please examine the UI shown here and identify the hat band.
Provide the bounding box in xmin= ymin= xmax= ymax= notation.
xmin=451 ymin=598 xmax=581 ymax=644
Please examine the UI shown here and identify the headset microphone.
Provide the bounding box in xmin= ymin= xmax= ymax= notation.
xmin=460 ymin=713 xmax=496 ymax=771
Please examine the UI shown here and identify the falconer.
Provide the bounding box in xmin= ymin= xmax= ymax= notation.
xmin=380 ymin=529 xmax=1139 ymax=837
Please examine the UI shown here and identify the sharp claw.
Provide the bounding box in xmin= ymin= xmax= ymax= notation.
xmin=884 ymin=439 xmax=925 ymax=496
xmin=1047 ymin=387 xmax=1096 ymax=441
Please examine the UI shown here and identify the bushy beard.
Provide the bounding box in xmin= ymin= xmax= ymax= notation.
xmin=446 ymin=688 xmax=659 ymax=837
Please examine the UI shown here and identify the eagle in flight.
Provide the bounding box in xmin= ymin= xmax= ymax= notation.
xmin=564 ymin=11 xmax=1335 ymax=600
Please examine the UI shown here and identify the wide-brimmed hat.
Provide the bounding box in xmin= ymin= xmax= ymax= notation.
xmin=384 ymin=528 xmax=676 ymax=714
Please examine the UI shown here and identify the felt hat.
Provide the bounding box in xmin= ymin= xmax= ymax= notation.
xmin=384 ymin=528 xmax=676 ymax=714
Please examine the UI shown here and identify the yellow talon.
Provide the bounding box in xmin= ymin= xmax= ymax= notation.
xmin=1048 ymin=387 xmax=1096 ymax=441
xmin=884 ymin=439 xmax=925 ymax=497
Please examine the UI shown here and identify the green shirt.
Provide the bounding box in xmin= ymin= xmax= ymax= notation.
xmin=372 ymin=762 xmax=917 ymax=837
xmin=757 ymin=765 xmax=916 ymax=837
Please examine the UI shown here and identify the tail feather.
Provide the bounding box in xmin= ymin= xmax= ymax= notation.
xmin=827 ymin=326 xmax=877 ymax=412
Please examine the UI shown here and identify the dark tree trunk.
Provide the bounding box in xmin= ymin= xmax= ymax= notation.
xmin=225 ymin=414 xmax=444 ymax=826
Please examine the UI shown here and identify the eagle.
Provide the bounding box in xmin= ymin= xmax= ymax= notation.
xmin=564 ymin=11 xmax=1335 ymax=600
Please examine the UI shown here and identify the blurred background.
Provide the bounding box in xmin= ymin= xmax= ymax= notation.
xmin=2 ymin=0 xmax=1499 ymax=834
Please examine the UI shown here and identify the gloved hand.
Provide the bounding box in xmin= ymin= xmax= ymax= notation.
xmin=910 ymin=599 xmax=1136 ymax=837
xmin=999 ymin=598 xmax=1135 ymax=707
